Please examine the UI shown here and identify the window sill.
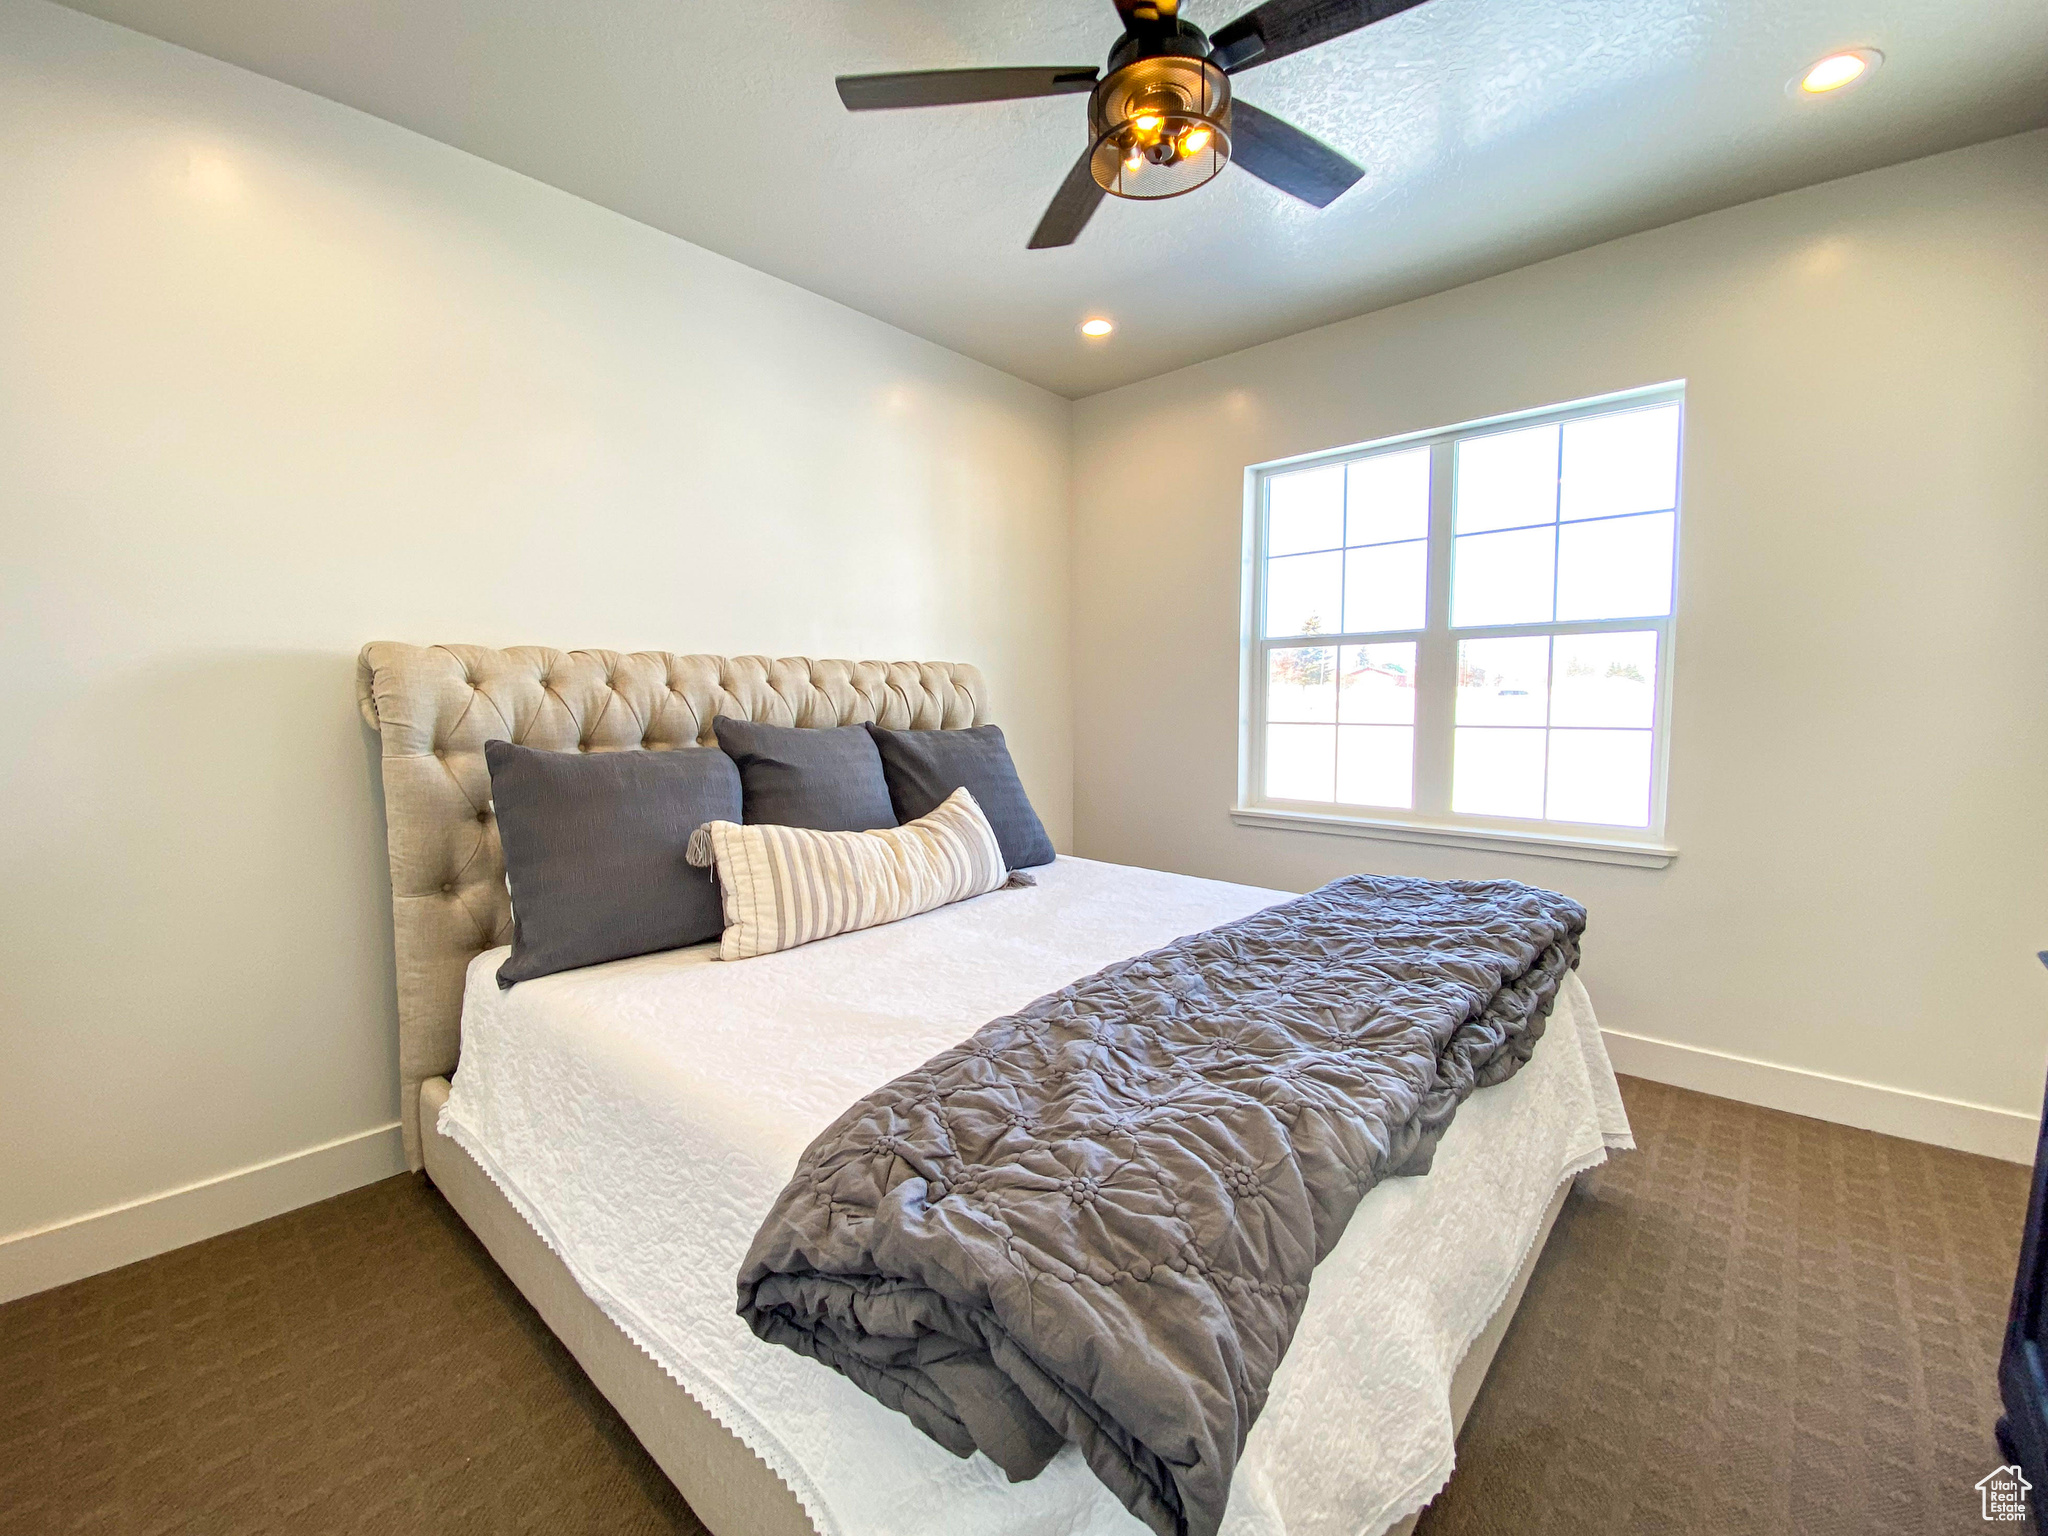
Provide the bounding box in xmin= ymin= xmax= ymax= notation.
xmin=1228 ymin=805 xmax=1678 ymax=869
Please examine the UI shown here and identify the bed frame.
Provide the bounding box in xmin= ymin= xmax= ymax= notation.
xmin=358 ymin=640 xmax=1568 ymax=1536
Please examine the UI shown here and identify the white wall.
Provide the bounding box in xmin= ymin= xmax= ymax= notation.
xmin=0 ymin=0 xmax=1072 ymax=1293
xmin=1072 ymin=130 xmax=2048 ymax=1156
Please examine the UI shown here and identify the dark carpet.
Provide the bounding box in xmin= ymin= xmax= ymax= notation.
xmin=2 ymin=1078 xmax=2028 ymax=1536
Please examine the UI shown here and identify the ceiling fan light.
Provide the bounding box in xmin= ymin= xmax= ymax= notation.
xmin=1087 ymin=54 xmax=1231 ymax=201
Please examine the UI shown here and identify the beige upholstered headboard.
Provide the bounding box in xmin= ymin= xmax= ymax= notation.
xmin=356 ymin=642 xmax=992 ymax=1169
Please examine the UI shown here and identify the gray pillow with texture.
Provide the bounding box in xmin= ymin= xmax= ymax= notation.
xmin=865 ymin=722 xmax=1054 ymax=870
xmin=487 ymin=740 xmax=739 ymax=988
xmin=712 ymin=719 xmax=897 ymax=832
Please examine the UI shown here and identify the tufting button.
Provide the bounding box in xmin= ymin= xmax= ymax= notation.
xmin=440 ymin=882 xmax=453 ymax=893
xmin=477 ymin=809 xmax=490 ymax=824
xmin=433 ymin=748 xmax=444 ymax=758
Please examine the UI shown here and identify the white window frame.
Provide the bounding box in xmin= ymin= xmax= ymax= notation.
xmin=1234 ymin=382 xmax=1683 ymax=869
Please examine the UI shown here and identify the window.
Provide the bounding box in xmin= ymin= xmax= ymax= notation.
xmin=1239 ymin=387 xmax=1681 ymax=866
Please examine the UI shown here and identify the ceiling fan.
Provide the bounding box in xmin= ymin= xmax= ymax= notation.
xmin=835 ymin=0 xmax=1430 ymax=249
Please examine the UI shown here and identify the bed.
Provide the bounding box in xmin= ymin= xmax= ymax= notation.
xmin=357 ymin=642 xmax=1632 ymax=1536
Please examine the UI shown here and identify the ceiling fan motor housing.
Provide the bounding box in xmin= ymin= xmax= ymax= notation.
xmin=1088 ymin=29 xmax=1232 ymax=200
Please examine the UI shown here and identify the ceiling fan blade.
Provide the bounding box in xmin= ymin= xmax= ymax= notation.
xmin=1209 ymin=0 xmax=1432 ymax=72
xmin=835 ymin=67 xmax=1098 ymax=111
xmin=1228 ymin=99 xmax=1365 ymax=208
xmin=1027 ymin=149 xmax=1108 ymax=249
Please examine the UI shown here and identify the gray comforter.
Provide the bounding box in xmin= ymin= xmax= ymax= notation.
xmin=736 ymin=874 xmax=1586 ymax=1536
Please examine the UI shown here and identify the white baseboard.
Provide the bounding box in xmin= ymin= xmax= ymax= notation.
xmin=0 ymin=1121 xmax=406 ymax=1305
xmin=1601 ymin=1029 xmax=2039 ymax=1164
xmin=3 ymin=1036 xmax=2033 ymax=1305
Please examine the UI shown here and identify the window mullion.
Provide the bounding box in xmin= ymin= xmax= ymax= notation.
xmin=1413 ymin=441 xmax=1457 ymax=815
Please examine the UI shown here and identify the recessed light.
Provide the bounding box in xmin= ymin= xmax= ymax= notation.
xmin=1079 ymin=318 xmax=1115 ymax=339
xmin=1794 ymin=48 xmax=1881 ymax=96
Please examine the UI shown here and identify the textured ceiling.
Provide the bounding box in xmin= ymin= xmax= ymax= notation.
xmin=53 ymin=0 xmax=2048 ymax=397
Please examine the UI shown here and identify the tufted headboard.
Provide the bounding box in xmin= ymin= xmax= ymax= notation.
xmin=356 ymin=642 xmax=992 ymax=1169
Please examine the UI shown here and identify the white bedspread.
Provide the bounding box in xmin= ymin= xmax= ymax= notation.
xmin=440 ymin=856 xmax=1632 ymax=1536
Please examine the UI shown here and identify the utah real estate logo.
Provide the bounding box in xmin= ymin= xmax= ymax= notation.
xmin=1977 ymin=1464 xmax=2030 ymax=1522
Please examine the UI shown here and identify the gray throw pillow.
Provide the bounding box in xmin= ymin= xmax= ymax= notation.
xmin=865 ymin=723 xmax=1054 ymax=870
xmin=487 ymin=740 xmax=740 ymax=988
xmin=712 ymin=719 xmax=898 ymax=832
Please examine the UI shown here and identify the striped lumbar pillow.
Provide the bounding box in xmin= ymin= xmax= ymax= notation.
xmin=686 ymin=786 xmax=1010 ymax=960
